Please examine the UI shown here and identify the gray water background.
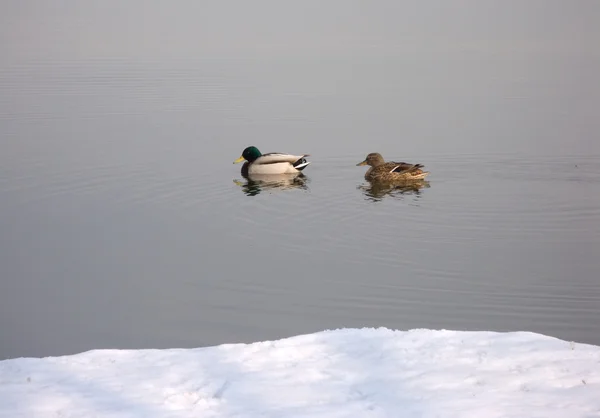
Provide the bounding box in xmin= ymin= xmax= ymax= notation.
xmin=1 ymin=1 xmax=599 ymax=359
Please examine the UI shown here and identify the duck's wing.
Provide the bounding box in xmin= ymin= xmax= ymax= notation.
xmin=386 ymin=162 xmax=424 ymax=174
xmin=255 ymin=153 xmax=310 ymax=165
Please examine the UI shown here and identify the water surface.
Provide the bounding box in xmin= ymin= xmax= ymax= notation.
xmin=1 ymin=1 xmax=599 ymax=359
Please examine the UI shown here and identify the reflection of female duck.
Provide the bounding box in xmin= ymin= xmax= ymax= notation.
xmin=234 ymin=146 xmax=311 ymax=175
xmin=359 ymin=179 xmax=430 ymax=201
xmin=356 ymin=153 xmax=429 ymax=182
xmin=234 ymin=173 xmax=309 ymax=196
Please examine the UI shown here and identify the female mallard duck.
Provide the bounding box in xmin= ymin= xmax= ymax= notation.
xmin=356 ymin=152 xmax=429 ymax=182
xmin=234 ymin=146 xmax=311 ymax=176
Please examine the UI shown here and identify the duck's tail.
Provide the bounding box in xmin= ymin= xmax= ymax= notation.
xmin=409 ymin=171 xmax=429 ymax=180
xmin=293 ymin=157 xmax=311 ymax=171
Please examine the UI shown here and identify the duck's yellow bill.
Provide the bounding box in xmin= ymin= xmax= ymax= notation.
xmin=233 ymin=156 xmax=245 ymax=164
xmin=356 ymin=160 xmax=367 ymax=166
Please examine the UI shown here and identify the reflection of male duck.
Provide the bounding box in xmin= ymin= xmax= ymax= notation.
xmin=234 ymin=146 xmax=311 ymax=175
xmin=359 ymin=179 xmax=430 ymax=201
xmin=234 ymin=173 xmax=309 ymax=196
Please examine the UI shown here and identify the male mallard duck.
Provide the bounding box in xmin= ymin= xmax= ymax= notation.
xmin=356 ymin=152 xmax=429 ymax=182
xmin=234 ymin=146 xmax=311 ymax=176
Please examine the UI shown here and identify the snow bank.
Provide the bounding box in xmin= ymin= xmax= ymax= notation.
xmin=1 ymin=328 xmax=599 ymax=417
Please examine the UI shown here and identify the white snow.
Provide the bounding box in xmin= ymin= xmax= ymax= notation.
xmin=1 ymin=328 xmax=599 ymax=418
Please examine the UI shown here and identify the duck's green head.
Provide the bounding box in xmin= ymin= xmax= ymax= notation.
xmin=233 ymin=146 xmax=262 ymax=164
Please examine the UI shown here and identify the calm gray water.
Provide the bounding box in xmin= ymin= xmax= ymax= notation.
xmin=1 ymin=1 xmax=599 ymax=359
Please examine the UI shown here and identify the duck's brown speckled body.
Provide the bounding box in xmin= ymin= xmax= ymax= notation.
xmin=356 ymin=153 xmax=429 ymax=182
